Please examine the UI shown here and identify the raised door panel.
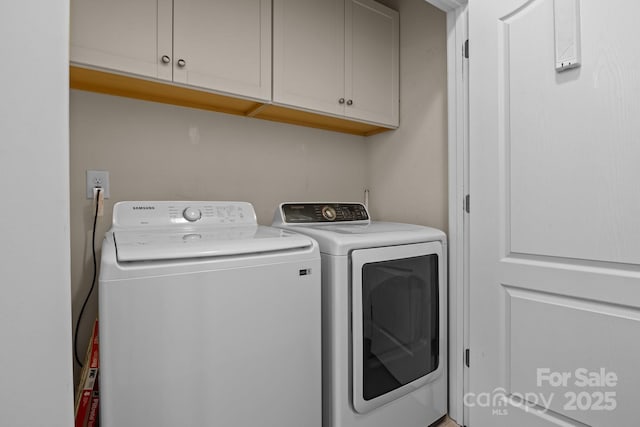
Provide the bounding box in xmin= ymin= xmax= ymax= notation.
xmin=172 ymin=0 xmax=271 ymax=101
xmin=70 ymin=0 xmax=172 ymax=81
xmin=273 ymin=0 xmax=345 ymax=116
xmin=345 ymin=0 xmax=399 ymax=127
xmin=506 ymin=0 xmax=640 ymax=264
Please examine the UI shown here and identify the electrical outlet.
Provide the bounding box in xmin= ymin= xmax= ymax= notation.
xmin=86 ymin=170 xmax=110 ymax=199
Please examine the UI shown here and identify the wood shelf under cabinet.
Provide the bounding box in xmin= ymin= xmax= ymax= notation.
xmin=70 ymin=66 xmax=393 ymax=137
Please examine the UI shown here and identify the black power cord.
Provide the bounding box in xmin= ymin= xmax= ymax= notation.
xmin=74 ymin=188 xmax=101 ymax=367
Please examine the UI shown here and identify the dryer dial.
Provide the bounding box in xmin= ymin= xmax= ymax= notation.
xmin=321 ymin=206 xmax=337 ymax=221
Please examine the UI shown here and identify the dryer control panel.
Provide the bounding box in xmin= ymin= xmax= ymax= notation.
xmin=278 ymin=203 xmax=369 ymax=224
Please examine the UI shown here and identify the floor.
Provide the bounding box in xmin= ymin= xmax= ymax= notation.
xmin=434 ymin=416 xmax=460 ymax=427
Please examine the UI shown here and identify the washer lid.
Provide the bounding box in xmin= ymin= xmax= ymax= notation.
xmin=113 ymin=225 xmax=313 ymax=262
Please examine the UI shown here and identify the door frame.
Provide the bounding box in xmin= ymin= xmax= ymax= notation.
xmin=424 ymin=0 xmax=469 ymax=425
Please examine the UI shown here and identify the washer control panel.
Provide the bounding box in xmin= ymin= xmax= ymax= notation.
xmin=113 ymin=201 xmax=257 ymax=227
xmin=280 ymin=203 xmax=369 ymax=223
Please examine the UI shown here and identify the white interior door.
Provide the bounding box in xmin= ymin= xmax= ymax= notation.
xmin=469 ymin=0 xmax=640 ymax=426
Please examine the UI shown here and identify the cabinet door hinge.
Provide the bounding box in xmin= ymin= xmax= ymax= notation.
xmin=464 ymin=39 xmax=469 ymax=59
xmin=465 ymin=348 xmax=470 ymax=367
xmin=464 ymin=194 xmax=470 ymax=213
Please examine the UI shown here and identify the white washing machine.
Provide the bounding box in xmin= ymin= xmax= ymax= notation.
xmin=273 ymin=202 xmax=447 ymax=427
xmin=99 ymin=201 xmax=322 ymax=427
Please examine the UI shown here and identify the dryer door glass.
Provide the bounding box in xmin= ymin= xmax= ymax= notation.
xmin=360 ymin=254 xmax=439 ymax=401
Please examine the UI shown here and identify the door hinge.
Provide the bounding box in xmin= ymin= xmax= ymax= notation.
xmin=464 ymin=39 xmax=469 ymax=59
xmin=465 ymin=348 xmax=470 ymax=367
xmin=464 ymin=194 xmax=470 ymax=213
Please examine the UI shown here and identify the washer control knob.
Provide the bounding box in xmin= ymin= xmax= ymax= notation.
xmin=183 ymin=207 xmax=202 ymax=222
xmin=322 ymin=206 xmax=337 ymax=221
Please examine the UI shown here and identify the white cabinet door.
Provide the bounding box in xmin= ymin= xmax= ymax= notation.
xmin=274 ymin=0 xmax=398 ymax=127
xmin=273 ymin=0 xmax=344 ymax=115
xmin=345 ymin=0 xmax=399 ymax=127
xmin=173 ymin=0 xmax=271 ymax=101
xmin=70 ymin=0 xmax=173 ymax=81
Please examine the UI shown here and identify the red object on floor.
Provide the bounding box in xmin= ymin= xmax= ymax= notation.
xmin=75 ymin=319 xmax=100 ymax=427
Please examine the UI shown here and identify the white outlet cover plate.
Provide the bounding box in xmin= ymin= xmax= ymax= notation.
xmin=86 ymin=170 xmax=110 ymax=199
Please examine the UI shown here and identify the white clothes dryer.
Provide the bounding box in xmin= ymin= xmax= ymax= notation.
xmin=273 ymin=202 xmax=447 ymax=427
xmin=99 ymin=201 xmax=321 ymax=427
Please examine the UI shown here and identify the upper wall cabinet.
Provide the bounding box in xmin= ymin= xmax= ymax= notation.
xmin=273 ymin=0 xmax=399 ymax=127
xmin=70 ymin=0 xmax=271 ymax=101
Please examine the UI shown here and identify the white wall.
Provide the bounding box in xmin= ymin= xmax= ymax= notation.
xmin=0 ymin=1 xmax=75 ymax=426
xmin=368 ymin=0 xmax=448 ymax=230
xmin=69 ymin=90 xmax=367 ymax=380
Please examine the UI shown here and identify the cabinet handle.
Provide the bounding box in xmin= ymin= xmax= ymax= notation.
xmin=346 ymin=99 xmax=353 ymax=106
xmin=177 ymin=59 xmax=186 ymax=68
xmin=338 ymin=98 xmax=345 ymax=104
xmin=161 ymin=55 xmax=171 ymax=64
